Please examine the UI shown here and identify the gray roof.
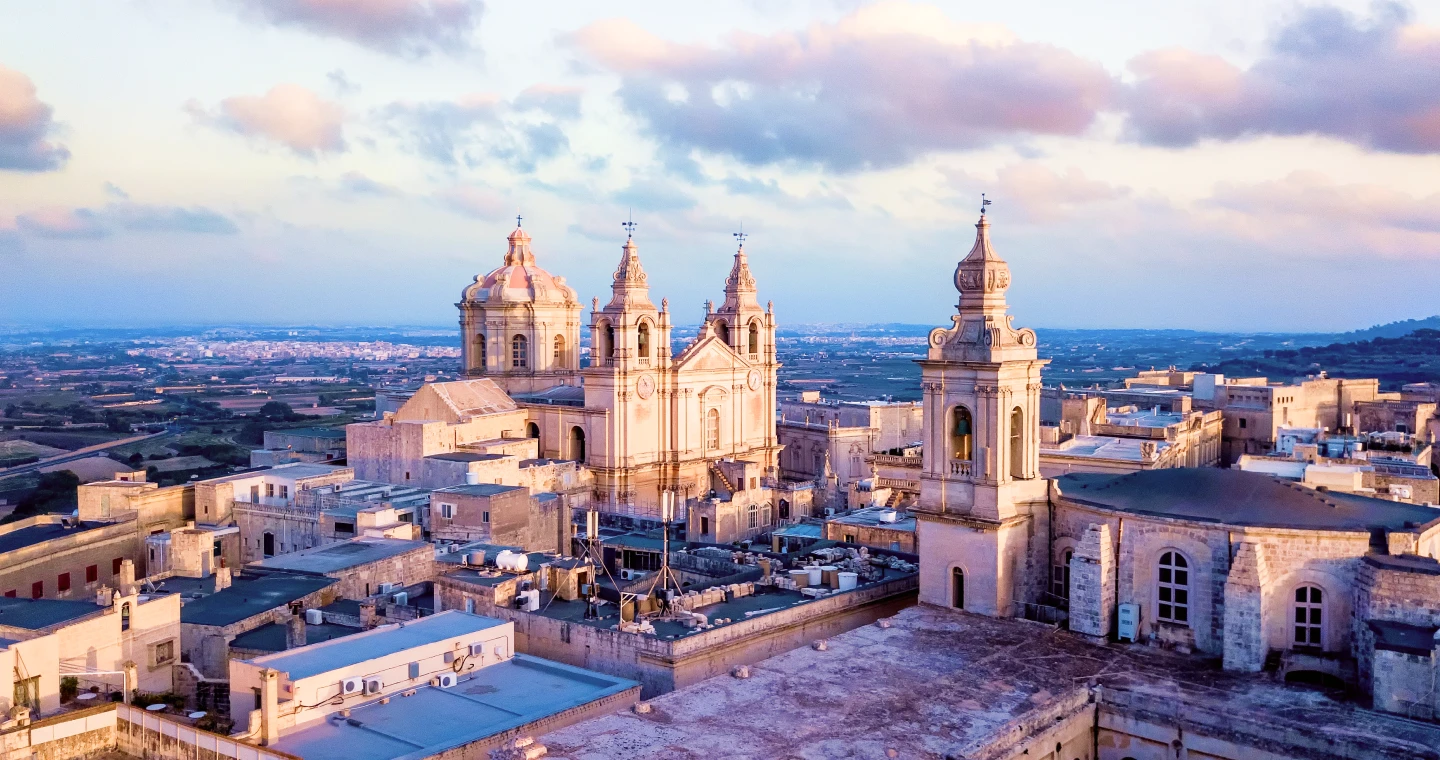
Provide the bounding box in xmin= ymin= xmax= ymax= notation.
xmin=270 ymin=655 xmax=637 ymax=760
xmin=250 ymin=538 xmax=429 ymax=575
xmin=179 ymin=574 xmax=336 ymax=627
xmin=269 ymin=427 xmax=347 ymax=440
xmin=0 ymin=521 xmax=107 ymax=554
xmin=229 ymin=621 xmax=362 ymax=653
xmin=1056 ymin=469 xmax=1440 ymax=532
xmin=434 ymin=483 xmax=526 ymax=498
xmin=426 ymin=452 xmax=509 ymax=463
xmin=1364 ymin=553 xmax=1440 ymax=576
xmin=249 ymin=611 xmax=506 ymax=680
xmin=0 ymin=597 xmax=100 ymax=630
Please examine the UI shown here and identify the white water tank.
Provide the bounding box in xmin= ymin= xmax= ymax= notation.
xmin=806 ymin=566 xmax=822 ymax=586
xmin=305 ymin=608 xmax=323 ymax=625
xmin=468 ymin=551 xmax=486 ymax=566
xmin=465 ymin=471 xmax=481 ymax=485
xmin=878 ymin=509 xmax=899 ymax=524
xmin=837 ymin=572 xmax=858 ymax=591
xmin=788 ymin=569 xmax=810 ymax=588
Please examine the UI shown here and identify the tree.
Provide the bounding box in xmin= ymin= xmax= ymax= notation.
xmin=257 ymin=401 xmax=296 ymax=420
xmin=104 ymin=412 xmax=131 ymax=434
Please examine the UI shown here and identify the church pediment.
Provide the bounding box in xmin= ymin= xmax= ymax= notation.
xmin=675 ymin=334 xmax=746 ymax=372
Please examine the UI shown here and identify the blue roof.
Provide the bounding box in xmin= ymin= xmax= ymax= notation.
xmin=179 ymin=574 xmax=336 ymax=627
xmin=250 ymin=611 xmax=507 ymax=681
xmin=0 ymin=597 xmax=100 ymax=630
xmin=230 ymin=621 xmax=362 ymax=653
xmin=270 ymin=655 xmax=637 ymax=760
xmin=250 ymin=538 xmax=429 ymax=575
xmin=0 ymin=521 xmax=107 ymax=554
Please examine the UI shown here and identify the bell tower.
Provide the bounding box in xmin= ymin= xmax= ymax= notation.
xmin=914 ymin=206 xmax=1048 ymax=617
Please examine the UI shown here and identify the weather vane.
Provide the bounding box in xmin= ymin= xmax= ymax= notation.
xmin=622 ymin=209 xmax=636 ymax=239
xmin=733 ymin=224 xmax=747 ymax=247
xmin=980 ymin=193 xmax=992 ymax=216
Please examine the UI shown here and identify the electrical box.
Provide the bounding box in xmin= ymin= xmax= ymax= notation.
xmin=1118 ymin=603 xmax=1140 ymax=642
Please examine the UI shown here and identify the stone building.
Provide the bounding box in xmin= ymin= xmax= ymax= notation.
xmin=776 ymin=392 xmax=923 ymax=495
xmin=913 ymin=210 xmax=1440 ymax=719
xmin=430 ymin=483 xmax=566 ymax=552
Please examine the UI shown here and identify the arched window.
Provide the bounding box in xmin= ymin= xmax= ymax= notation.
xmin=1294 ymin=585 xmax=1323 ymax=648
xmin=747 ymin=503 xmax=758 ymax=529
xmin=121 ymin=602 xmax=131 ymax=631
xmin=747 ymin=322 xmax=759 ymax=357
xmin=1052 ymin=549 xmax=1073 ymax=600
xmin=637 ymin=322 xmax=651 ymax=358
xmin=706 ymin=408 xmax=721 ymax=450
xmin=1157 ymin=551 xmax=1189 ymax=625
xmin=553 ymin=335 xmax=566 ymax=369
xmin=951 ymin=407 xmax=973 ymax=460
xmin=1010 ymin=406 xmax=1025 ymax=479
xmin=779 ymin=499 xmax=790 ymax=520
xmin=570 ymin=426 xmax=586 ymax=462
xmin=525 ymin=422 xmax=539 ymax=440
xmin=952 ymin=568 xmax=965 ymax=609
xmin=714 ymin=320 xmax=730 ymax=345
xmin=474 ymin=333 xmax=487 ymax=373
xmin=511 ymin=335 xmax=528 ymax=368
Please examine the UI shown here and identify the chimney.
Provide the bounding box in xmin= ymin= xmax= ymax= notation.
xmin=118 ymin=559 xmax=137 ymax=595
xmin=214 ymin=564 xmax=232 ymax=591
xmin=360 ymin=601 xmax=377 ymax=629
xmin=259 ymin=668 xmax=281 ymax=746
xmin=286 ymin=614 xmax=307 ymax=649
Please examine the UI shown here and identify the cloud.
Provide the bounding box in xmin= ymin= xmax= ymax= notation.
xmin=189 ymin=84 xmax=346 ymax=157
xmin=569 ymin=2 xmax=1115 ymax=171
xmin=613 ymin=177 xmax=697 ymax=212
xmin=228 ymin=0 xmax=482 ymax=58
xmin=15 ymin=202 xmax=238 ymax=238
xmin=338 ymin=170 xmax=399 ymax=196
xmin=0 ymin=64 xmax=70 ymax=171
xmin=943 ymin=164 xmax=1128 ymax=222
xmin=1124 ymin=3 xmax=1440 ymax=153
xmin=1206 ymin=170 xmax=1440 ymax=240
xmin=327 ymin=69 xmax=360 ymax=96
xmin=378 ymin=89 xmax=577 ymax=171
xmin=434 ymin=184 xmax=507 ymax=219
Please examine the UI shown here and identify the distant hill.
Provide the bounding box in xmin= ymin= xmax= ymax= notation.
xmin=1191 ymin=329 xmax=1440 ymax=386
xmin=1336 ymin=316 xmax=1440 ymax=341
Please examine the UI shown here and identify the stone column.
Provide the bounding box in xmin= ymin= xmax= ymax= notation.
xmin=1069 ymin=523 xmax=1114 ymax=639
xmin=1222 ymin=542 xmax=1271 ymax=672
xmin=260 ymin=668 xmax=280 ymax=746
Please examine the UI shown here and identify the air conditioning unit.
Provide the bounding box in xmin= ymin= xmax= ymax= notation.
xmin=363 ymin=678 xmax=383 ymax=695
xmin=436 ymin=673 xmax=457 ymax=688
xmin=392 ymin=591 xmax=409 ymax=606
xmin=469 ymin=642 xmax=486 ymax=657
xmin=305 ymin=609 xmax=323 ymax=626
xmin=341 ymin=677 xmax=362 ymax=695
xmin=378 ymin=582 xmax=397 ymax=594
xmin=824 ymin=507 xmax=835 ymax=516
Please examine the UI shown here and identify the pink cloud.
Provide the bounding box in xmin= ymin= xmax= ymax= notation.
xmin=190 ymin=84 xmax=346 ymax=157
xmin=569 ymin=3 xmax=1115 ymax=171
xmin=946 ymin=164 xmax=1128 ymax=222
xmin=435 ymin=184 xmax=507 ymax=220
xmin=0 ymin=65 xmax=70 ymax=171
xmin=229 ymin=0 xmax=481 ymax=58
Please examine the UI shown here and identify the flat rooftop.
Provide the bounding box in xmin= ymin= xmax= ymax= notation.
xmin=426 ymin=452 xmax=510 ymax=463
xmin=1044 ymin=435 xmax=1171 ymax=461
xmin=0 ymin=597 xmax=101 ymax=630
xmin=540 ymin=605 xmax=1440 ymax=759
xmin=0 ymin=519 xmax=109 ymax=554
xmin=1057 ymin=469 xmax=1440 ymax=532
xmin=1105 ymin=408 xmax=1184 ymax=427
xmin=250 ymin=538 xmax=428 ymax=575
xmin=271 ymin=655 xmax=637 ymax=760
xmin=250 ymin=610 xmax=506 ymax=681
xmin=434 ymin=483 xmax=526 ymax=497
xmin=229 ymin=621 xmax=362 ymax=653
xmin=828 ymin=507 xmax=917 ymax=532
xmin=204 ymin=462 xmax=348 ymax=483
xmin=178 ymin=573 xmax=336 ymax=627
xmin=269 ymin=427 xmax=347 ymax=439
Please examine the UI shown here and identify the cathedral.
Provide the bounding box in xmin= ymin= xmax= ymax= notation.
xmin=374 ymin=221 xmax=784 ymax=538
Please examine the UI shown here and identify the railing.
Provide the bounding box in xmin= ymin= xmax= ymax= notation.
xmin=949 ymin=459 xmax=972 ymax=476
xmin=875 ymin=477 xmax=920 ymax=491
xmin=870 ymin=454 xmax=922 ymax=468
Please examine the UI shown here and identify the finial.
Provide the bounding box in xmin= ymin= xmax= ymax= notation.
xmin=515 ymin=212 xmax=523 ymax=228
xmin=980 ymin=193 xmax=992 ymax=216
xmin=622 ymin=209 xmax=637 ymax=240
xmin=733 ymin=224 xmax=747 ymax=250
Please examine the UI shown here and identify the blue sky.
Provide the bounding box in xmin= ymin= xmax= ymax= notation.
xmin=3 ymin=0 xmax=1439 ymax=331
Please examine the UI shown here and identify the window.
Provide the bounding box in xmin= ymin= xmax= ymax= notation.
xmin=526 ymin=421 xmax=539 ymax=439
xmin=749 ymin=477 xmax=757 ymax=490
xmin=512 ymin=334 xmax=528 ymax=368
xmin=121 ymin=602 xmax=131 ymax=631
xmin=266 ymin=483 xmax=275 ymax=498
xmin=779 ymin=499 xmax=790 ymax=520
xmin=263 ymin=532 xmax=275 ymax=558
xmin=250 ymin=485 xmax=259 ymax=502
xmin=86 ymin=565 xmax=98 ymax=583
xmin=553 ymin=335 xmax=566 ymax=369
xmin=279 ymin=485 xmax=289 ymax=499
xmin=482 ymin=511 xmax=490 ymax=523
xmin=701 ymin=516 xmax=710 ymax=535
xmin=1294 ymin=586 xmax=1323 ymax=648
xmin=1157 ymin=551 xmax=1189 ymax=624
xmin=334 ymin=522 xmax=355 ymax=534
xmin=1052 ymin=549 xmax=1073 ymax=600
xmin=714 ymin=320 xmax=730 ymax=345
xmin=952 ymin=568 xmax=965 ymax=609
xmin=464 ymin=599 xmax=475 ymax=614
xmin=1239 ymin=418 xmax=1247 ymax=429
xmin=951 ymin=407 xmax=973 ymax=460
xmin=761 ymin=503 xmax=771 ymax=525
xmin=113 ymin=557 xmax=123 ymax=575
xmin=844 ymin=533 xmax=857 ymax=544
xmin=31 ymin=581 xmax=42 ymax=599
xmin=3 ymin=590 xmax=14 ymax=598
xmin=474 ymin=333 xmax=487 ymax=372
xmin=706 ymin=408 xmax=721 ymax=450
xmin=58 ymin=573 xmax=70 ymax=593
xmin=747 ymin=322 xmax=759 ymax=357
xmin=747 ymin=503 xmax=758 ymax=528
xmin=154 ymin=640 xmax=175 ymax=665
xmin=570 ymin=426 xmax=586 ymax=462
xmin=439 ymin=503 xmax=455 ymax=520
xmin=1009 ymin=406 xmax=1025 ymax=479
xmin=14 ymin=675 xmax=39 ymax=712
xmin=637 ymin=322 xmax=650 ymax=358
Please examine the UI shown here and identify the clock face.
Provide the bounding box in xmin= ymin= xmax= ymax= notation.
xmin=747 ymin=369 xmax=761 ymax=390
xmin=636 ymin=374 xmax=656 ymax=399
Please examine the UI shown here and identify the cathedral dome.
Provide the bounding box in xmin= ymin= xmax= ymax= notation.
xmin=461 ymin=226 xmax=578 ymax=306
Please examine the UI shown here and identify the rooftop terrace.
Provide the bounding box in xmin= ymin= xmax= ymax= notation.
xmin=251 ymin=611 xmax=506 ymax=680
xmin=0 ymin=597 xmax=102 ymax=630
xmin=0 ymin=518 xmax=110 ymax=555
xmin=250 ymin=538 xmax=428 ymax=575
xmin=174 ymin=573 xmax=335 ymax=627
xmin=540 ymin=605 xmax=1440 ymax=760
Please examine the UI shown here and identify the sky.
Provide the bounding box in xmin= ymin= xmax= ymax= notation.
xmin=3 ymin=0 xmax=1440 ymax=332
